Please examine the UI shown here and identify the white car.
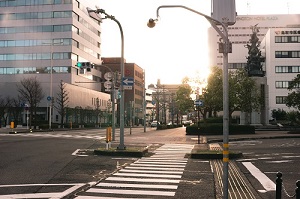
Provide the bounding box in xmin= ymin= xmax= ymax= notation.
xmin=150 ymin=121 xmax=159 ymax=127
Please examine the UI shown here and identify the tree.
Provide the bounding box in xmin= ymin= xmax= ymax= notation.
xmin=286 ymin=74 xmax=300 ymax=111
xmin=204 ymin=66 xmax=223 ymax=117
xmin=176 ymin=84 xmax=194 ymax=115
xmin=17 ymin=77 xmax=44 ymax=129
xmin=271 ymin=109 xmax=287 ymax=121
xmin=229 ymin=68 xmax=261 ymax=123
xmin=54 ymin=80 xmax=69 ymax=127
xmin=10 ymin=96 xmax=23 ymax=126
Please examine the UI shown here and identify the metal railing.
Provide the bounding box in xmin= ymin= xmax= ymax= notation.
xmin=276 ymin=172 xmax=300 ymax=199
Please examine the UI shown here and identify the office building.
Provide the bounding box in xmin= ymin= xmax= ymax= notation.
xmin=208 ymin=14 xmax=300 ymax=122
xmin=261 ymin=27 xmax=300 ymax=115
xmin=0 ymin=0 xmax=111 ymax=126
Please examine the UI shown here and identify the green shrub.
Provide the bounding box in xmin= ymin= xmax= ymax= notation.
xmin=186 ymin=123 xmax=255 ymax=135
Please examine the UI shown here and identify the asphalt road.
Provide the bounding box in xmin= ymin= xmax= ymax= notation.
xmin=0 ymin=133 xmax=137 ymax=196
xmin=230 ymin=138 xmax=300 ymax=199
xmin=1 ymin=127 xmax=299 ymax=199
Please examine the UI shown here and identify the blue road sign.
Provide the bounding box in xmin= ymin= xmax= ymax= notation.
xmin=194 ymin=100 xmax=203 ymax=106
xmin=122 ymin=77 xmax=134 ymax=86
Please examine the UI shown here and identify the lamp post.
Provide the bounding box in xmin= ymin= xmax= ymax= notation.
xmin=44 ymin=40 xmax=63 ymax=130
xmin=148 ymin=5 xmax=230 ymax=199
xmin=88 ymin=8 xmax=126 ymax=150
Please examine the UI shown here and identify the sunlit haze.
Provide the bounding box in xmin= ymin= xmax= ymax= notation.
xmin=96 ymin=0 xmax=300 ymax=86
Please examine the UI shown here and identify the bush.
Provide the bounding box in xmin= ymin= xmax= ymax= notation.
xmin=186 ymin=123 xmax=255 ymax=135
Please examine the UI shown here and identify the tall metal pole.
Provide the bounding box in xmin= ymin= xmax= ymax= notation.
xmin=116 ymin=19 xmax=125 ymax=150
xmin=143 ymin=70 xmax=146 ymax=132
xmin=149 ymin=5 xmax=230 ymax=198
xmin=49 ymin=43 xmax=53 ymax=130
xmin=87 ymin=8 xmax=125 ymax=149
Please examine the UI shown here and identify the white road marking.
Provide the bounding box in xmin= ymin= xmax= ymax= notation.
xmin=105 ymin=177 xmax=180 ymax=183
xmin=113 ymin=172 xmax=182 ymax=178
xmin=87 ymin=188 xmax=175 ymax=196
xmin=0 ymin=183 xmax=85 ymax=198
xmin=242 ymin=162 xmax=275 ymax=191
xmin=119 ymin=169 xmax=183 ymax=174
xmin=96 ymin=182 xmax=178 ymax=189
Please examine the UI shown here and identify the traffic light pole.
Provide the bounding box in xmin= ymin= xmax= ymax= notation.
xmin=87 ymin=8 xmax=126 ymax=150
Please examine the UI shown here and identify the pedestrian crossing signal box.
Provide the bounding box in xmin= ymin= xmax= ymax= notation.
xmin=211 ymin=0 xmax=236 ymax=25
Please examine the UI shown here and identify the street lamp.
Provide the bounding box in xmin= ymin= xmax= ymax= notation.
xmin=44 ymin=40 xmax=63 ymax=130
xmin=148 ymin=5 xmax=230 ymax=199
xmin=87 ymin=7 xmax=126 ymax=150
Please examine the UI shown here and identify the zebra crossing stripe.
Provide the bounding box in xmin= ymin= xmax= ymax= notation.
xmin=130 ymin=163 xmax=185 ymax=168
xmin=125 ymin=166 xmax=184 ymax=171
xmin=113 ymin=172 xmax=182 ymax=178
xmin=119 ymin=169 xmax=183 ymax=174
xmin=105 ymin=177 xmax=180 ymax=183
xmin=96 ymin=182 xmax=178 ymax=189
xmin=87 ymin=188 xmax=176 ymax=196
xmin=136 ymin=160 xmax=187 ymax=165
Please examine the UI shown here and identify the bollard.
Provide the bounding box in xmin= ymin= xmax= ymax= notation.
xmin=276 ymin=172 xmax=283 ymax=199
xmin=106 ymin=127 xmax=112 ymax=149
xmin=296 ymin=180 xmax=300 ymax=199
xmin=10 ymin=121 xmax=14 ymax=129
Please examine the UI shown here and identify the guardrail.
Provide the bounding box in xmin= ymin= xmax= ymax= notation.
xmin=276 ymin=172 xmax=300 ymax=199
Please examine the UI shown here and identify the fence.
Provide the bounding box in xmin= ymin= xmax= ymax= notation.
xmin=276 ymin=172 xmax=300 ymax=199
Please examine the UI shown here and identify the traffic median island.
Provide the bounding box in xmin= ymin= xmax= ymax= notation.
xmin=94 ymin=145 xmax=150 ymax=157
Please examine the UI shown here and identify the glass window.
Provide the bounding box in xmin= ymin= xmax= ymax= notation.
xmin=53 ymin=12 xmax=62 ymax=18
xmin=275 ymin=36 xmax=281 ymax=43
xmin=292 ymin=51 xmax=299 ymax=58
xmin=276 ymin=96 xmax=286 ymax=104
xmin=7 ymin=54 xmax=15 ymax=60
xmin=43 ymin=25 xmax=53 ymax=32
xmin=16 ymin=40 xmax=25 ymax=46
xmin=6 ymin=68 xmax=14 ymax=74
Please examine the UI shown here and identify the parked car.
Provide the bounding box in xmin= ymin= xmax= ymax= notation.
xmin=150 ymin=121 xmax=159 ymax=127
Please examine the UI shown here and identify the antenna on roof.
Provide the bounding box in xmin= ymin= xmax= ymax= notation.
xmin=247 ymin=1 xmax=251 ymax=15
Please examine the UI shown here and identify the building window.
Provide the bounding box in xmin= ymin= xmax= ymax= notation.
xmin=275 ymin=66 xmax=300 ymax=73
xmin=275 ymin=81 xmax=290 ymax=88
xmin=275 ymin=36 xmax=300 ymax=43
xmin=275 ymin=51 xmax=300 ymax=58
xmin=276 ymin=96 xmax=286 ymax=104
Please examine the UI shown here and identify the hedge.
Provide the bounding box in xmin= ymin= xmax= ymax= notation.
xmin=186 ymin=123 xmax=255 ymax=135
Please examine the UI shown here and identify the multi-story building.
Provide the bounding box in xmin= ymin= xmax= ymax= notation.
xmin=148 ymin=79 xmax=184 ymax=124
xmin=208 ymin=14 xmax=300 ymax=122
xmin=0 ymin=0 xmax=111 ymax=126
xmin=101 ymin=57 xmax=145 ymax=126
xmin=261 ymin=28 xmax=300 ymax=114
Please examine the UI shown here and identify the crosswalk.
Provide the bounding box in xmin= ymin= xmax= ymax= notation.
xmin=75 ymin=144 xmax=194 ymax=198
xmin=0 ymin=132 xmax=106 ymax=140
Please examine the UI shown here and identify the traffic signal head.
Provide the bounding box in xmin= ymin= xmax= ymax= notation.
xmin=76 ymin=62 xmax=91 ymax=68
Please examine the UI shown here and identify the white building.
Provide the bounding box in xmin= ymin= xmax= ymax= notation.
xmin=261 ymin=28 xmax=300 ymax=115
xmin=0 ymin=0 xmax=110 ymax=126
xmin=208 ymin=14 xmax=300 ymax=122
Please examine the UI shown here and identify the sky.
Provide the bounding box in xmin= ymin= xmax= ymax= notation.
xmin=95 ymin=0 xmax=300 ymax=86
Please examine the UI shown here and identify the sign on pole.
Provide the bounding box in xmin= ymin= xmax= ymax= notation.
xmin=122 ymin=77 xmax=134 ymax=90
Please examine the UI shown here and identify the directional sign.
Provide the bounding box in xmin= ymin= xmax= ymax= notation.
xmin=122 ymin=77 xmax=133 ymax=90
xmin=194 ymin=100 xmax=203 ymax=106
xmin=122 ymin=77 xmax=134 ymax=86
